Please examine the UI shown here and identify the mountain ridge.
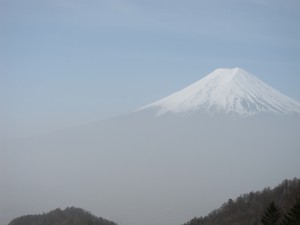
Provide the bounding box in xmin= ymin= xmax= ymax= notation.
xmin=138 ymin=68 xmax=300 ymax=117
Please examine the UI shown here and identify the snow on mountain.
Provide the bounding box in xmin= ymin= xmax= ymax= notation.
xmin=138 ymin=68 xmax=300 ymax=117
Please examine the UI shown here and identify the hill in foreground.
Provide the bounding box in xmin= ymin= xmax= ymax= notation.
xmin=183 ymin=178 xmax=300 ymax=225
xmin=8 ymin=207 xmax=117 ymax=225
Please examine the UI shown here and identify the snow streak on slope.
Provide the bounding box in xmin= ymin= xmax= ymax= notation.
xmin=138 ymin=68 xmax=300 ymax=117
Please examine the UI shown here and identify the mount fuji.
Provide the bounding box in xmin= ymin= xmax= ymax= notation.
xmin=2 ymin=68 xmax=300 ymax=225
xmin=138 ymin=68 xmax=300 ymax=117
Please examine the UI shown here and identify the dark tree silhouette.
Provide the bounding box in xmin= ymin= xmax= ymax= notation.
xmin=281 ymin=199 xmax=300 ymax=225
xmin=261 ymin=201 xmax=281 ymax=225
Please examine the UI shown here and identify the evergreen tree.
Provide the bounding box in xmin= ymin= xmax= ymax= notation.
xmin=261 ymin=201 xmax=282 ymax=225
xmin=281 ymin=199 xmax=300 ymax=225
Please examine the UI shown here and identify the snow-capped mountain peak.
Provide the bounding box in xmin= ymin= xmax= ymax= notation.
xmin=138 ymin=67 xmax=300 ymax=117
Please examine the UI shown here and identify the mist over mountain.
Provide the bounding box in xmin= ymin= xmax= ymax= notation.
xmin=1 ymin=68 xmax=300 ymax=225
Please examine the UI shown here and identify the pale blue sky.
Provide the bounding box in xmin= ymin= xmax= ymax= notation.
xmin=1 ymin=0 xmax=300 ymax=139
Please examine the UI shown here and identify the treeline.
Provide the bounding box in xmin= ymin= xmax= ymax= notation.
xmin=8 ymin=207 xmax=117 ymax=225
xmin=7 ymin=178 xmax=300 ymax=225
xmin=184 ymin=178 xmax=300 ymax=225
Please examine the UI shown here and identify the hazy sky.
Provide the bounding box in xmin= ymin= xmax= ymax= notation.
xmin=1 ymin=0 xmax=300 ymax=139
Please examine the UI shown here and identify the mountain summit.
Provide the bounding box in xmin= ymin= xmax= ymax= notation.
xmin=138 ymin=68 xmax=300 ymax=117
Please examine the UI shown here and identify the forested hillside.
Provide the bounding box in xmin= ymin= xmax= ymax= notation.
xmin=184 ymin=178 xmax=300 ymax=225
xmin=8 ymin=207 xmax=117 ymax=225
xmin=7 ymin=179 xmax=300 ymax=225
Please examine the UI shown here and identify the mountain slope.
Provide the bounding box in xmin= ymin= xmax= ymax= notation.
xmin=138 ymin=68 xmax=300 ymax=117
xmin=183 ymin=178 xmax=300 ymax=225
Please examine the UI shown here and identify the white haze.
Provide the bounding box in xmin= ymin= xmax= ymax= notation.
xmin=1 ymin=113 xmax=300 ymax=225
